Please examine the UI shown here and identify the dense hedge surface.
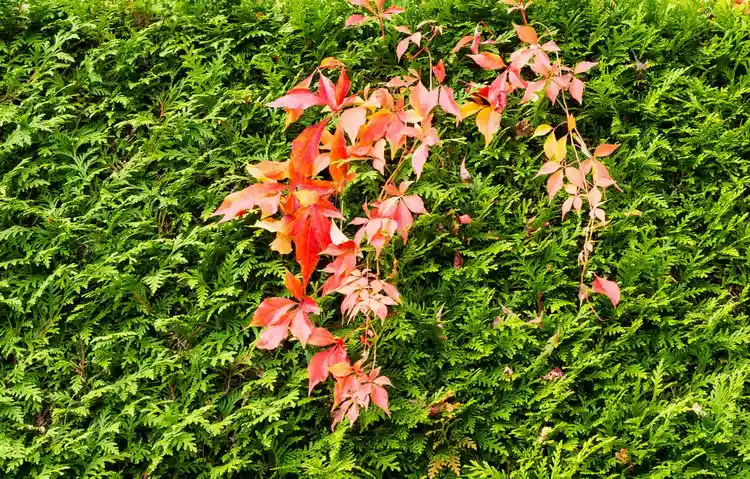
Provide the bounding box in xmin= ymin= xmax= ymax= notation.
xmin=2 ymin=0 xmax=750 ymax=477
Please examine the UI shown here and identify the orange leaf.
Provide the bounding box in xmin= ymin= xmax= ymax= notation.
xmin=594 ymin=143 xmax=620 ymax=157
xmin=433 ymin=59 xmax=446 ymax=83
xmin=328 ymin=361 xmax=353 ymax=377
xmin=468 ymin=52 xmax=506 ymax=70
xmin=284 ymin=270 xmax=304 ymax=300
xmin=290 ymin=120 xmax=329 ymax=182
xmin=514 ymin=24 xmax=538 ymax=44
xmin=546 ymin=170 xmax=563 ymax=199
xmin=359 ymin=111 xmax=393 ymax=145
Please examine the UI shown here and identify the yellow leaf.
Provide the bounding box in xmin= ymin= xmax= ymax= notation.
xmin=328 ymin=362 xmax=353 ymax=377
xmin=533 ymin=124 xmax=553 ymax=137
xmin=294 ymin=189 xmax=319 ymax=207
xmin=543 ymin=132 xmax=557 ymax=160
xmin=555 ymin=135 xmax=567 ymax=162
xmin=567 ymin=114 xmax=576 ymax=131
xmin=460 ymin=101 xmax=483 ymax=119
xmin=476 ymin=107 xmax=501 ymax=146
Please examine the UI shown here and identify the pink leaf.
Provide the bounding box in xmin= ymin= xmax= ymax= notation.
xmin=592 ymin=275 xmax=620 ymax=307
xmin=574 ymin=61 xmax=598 ymax=74
xmin=371 ymin=384 xmax=390 ymax=416
xmin=411 ymin=144 xmax=429 ymax=178
xmin=396 ymin=38 xmax=410 ymax=61
xmin=345 ymin=14 xmax=368 ymax=26
xmin=403 ymin=195 xmax=427 ymax=214
xmin=257 ymin=324 xmax=288 ymax=350
xmin=536 ymin=161 xmax=562 ymax=176
xmin=438 ymin=86 xmax=461 ymax=123
xmin=562 ymin=196 xmax=574 ymax=219
xmin=267 ymin=90 xmax=327 ymax=110
xmin=307 ymin=327 xmax=336 ymax=347
xmin=564 ymin=167 xmax=586 ymax=190
xmin=569 ymin=77 xmax=585 ymax=104
xmin=382 ymin=6 xmax=405 ymax=17
xmin=340 ymin=107 xmax=367 ymax=143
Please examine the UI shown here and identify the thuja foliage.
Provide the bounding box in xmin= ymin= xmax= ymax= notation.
xmin=1 ymin=0 xmax=750 ymax=477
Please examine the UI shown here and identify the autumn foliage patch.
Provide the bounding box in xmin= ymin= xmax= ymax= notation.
xmin=214 ymin=0 xmax=623 ymax=428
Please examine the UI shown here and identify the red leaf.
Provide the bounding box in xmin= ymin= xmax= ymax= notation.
xmin=250 ymin=297 xmax=296 ymax=327
xmin=267 ymin=89 xmax=327 ymax=110
xmin=291 ymin=197 xmax=342 ymax=287
xmin=308 ymin=343 xmax=347 ymax=394
xmin=594 ymin=143 xmax=620 ymax=157
xmin=468 ymin=52 xmax=506 ymax=70
xmin=592 ymin=275 xmax=621 ymax=307
xmin=318 ymin=72 xmax=337 ymax=109
xmin=334 ymin=69 xmax=351 ymax=108
xmin=289 ymin=120 xmax=328 ymax=183
xmin=359 ymin=110 xmax=393 ymax=145
xmin=514 ymin=24 xmax=538 ymax=44
xmin=433 ymin=59 xmax=446 ymax=83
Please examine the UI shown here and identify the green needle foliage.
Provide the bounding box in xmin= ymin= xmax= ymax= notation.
xmin=1 ymin=0 xmax=749 ymax=477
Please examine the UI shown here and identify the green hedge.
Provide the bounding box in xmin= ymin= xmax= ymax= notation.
xmin=1 ymin=0 xmax=749 ymax=477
